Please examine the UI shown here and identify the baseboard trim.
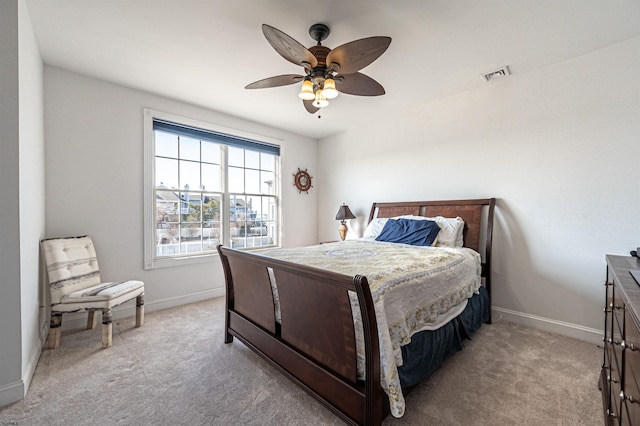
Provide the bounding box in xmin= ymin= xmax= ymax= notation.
xmin=146 ymin=287 xmax=225 ymax=312
xmin=0 ymin=379 xmax=24 ymax=408
xmin=492 ymin=306 xmax=602 ymax=345
xmin=22 ymin=343 xmax=42 ymax=396
xmin=59 ymin=287 xmax=225 ymax=331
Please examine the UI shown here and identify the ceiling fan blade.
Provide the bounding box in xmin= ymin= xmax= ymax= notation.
xmin=336 ymin=72 xmax=385 ymax=96
xmin=262 ymin=24 xmax=318 ymax=68
xmin=303 ymin=99 xmax=319 ymax=114
xmin=245 ymin=74 xmax=304 ymax=89
xmin=326 ymin=36 xmax=391 ymax=75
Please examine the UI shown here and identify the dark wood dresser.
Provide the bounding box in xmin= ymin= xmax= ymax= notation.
xmin=601 ymin=255 xmax=640 ymax=424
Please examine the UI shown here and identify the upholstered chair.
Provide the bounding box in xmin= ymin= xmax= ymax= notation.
xmin=41 ymin=236 xmax=144 ymax=349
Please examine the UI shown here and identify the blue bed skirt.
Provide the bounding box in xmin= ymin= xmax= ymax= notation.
xmin=397 ymin=286 xmax=490 ymax=388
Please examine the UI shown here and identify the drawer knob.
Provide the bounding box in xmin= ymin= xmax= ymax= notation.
xmin=607 ymin=375 xmax=619 ymax=384
xmin=607 ymin=408 xmax=618 ymax=418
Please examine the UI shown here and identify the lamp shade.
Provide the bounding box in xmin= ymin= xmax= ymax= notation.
xmin=312 ymin=89 xmax=329 ymax=108
xmin=322 ymin=78 xmax=339 ymax=99
xmin=335 ymin=204 xmax=356 ymax=221
xmin=298 ymin=79 xmax=315 ymax=100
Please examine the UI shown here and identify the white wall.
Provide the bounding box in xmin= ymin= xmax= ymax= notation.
xmin=317 ymin=36 xmax=640 ymax=343
xmin=0 ymin=0 xmax=24 ymax=406
xmin=44 ymin=67 xmax=318 ymax=320
xmin=0 ymin=0 xmax=45 ymax=407
xmin=18 ymin=0 xmax=45 ymax=396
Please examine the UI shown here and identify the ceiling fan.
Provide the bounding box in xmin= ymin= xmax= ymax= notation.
xmin=245 ymin=23 xmax=392 ymax=114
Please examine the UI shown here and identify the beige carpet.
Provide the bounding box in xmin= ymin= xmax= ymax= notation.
xmin=0 ymin=297 xmax=602 ymax=425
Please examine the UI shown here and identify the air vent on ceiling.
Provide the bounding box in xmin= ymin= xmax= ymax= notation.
xmin=481 ymin=66 xmax=510 ymax=82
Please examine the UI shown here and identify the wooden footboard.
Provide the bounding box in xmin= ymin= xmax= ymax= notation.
xmin=217 ymin=245 xmax=387 ymax=426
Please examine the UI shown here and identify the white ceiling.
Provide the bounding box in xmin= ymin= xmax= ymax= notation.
xmin=25 ymin=0 xmax=640 ymax=140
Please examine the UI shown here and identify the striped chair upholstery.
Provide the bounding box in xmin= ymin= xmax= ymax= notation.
xmin=41 ymin=236 xmax=144 ymax=349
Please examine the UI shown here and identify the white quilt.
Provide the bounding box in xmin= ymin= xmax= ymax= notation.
xmin=261 ymin=239 xmax=482 ymax=418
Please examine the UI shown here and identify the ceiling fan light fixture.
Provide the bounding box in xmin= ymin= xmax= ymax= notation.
xmin=322 ymin=77 xmax=339 ymax=99
xmin=298 ymin=79 xmax=315 ymax=100
xmin=312 ymin=90 xmax=329 ymax=108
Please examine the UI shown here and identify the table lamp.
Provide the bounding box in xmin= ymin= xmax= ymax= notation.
xmin=335 ymin=204 xmax=356 ymax=241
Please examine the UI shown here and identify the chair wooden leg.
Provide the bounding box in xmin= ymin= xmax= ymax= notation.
xmin=135 ymin=294 xmax=144 ymax=328
xmin=101 ymin=309 xmax=112 ymax=349
xmin=87 ymin=311 xmax=97 ymax=329
xmin=47 ymin=312 xmax=63 ymax=349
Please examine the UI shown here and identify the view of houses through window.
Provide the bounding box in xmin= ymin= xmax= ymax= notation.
xmin=152 ymin=119 xmax=279 ymax=258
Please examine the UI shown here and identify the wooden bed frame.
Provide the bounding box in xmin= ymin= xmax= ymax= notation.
xmin=217 ymin=198 xmax=496 ymax=425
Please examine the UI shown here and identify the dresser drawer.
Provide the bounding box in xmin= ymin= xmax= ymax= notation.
xmin=610 ymin=377 xmax=623 ymax=422
xmin=623 ymin=309 xmax=640 ymax=424
xmin=611 ymin=335 xmax=624 ymax=380
xmin=624 ymin=347 xmax=640 ymax=401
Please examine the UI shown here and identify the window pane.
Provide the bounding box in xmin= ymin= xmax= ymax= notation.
xmin=156 ymin=157 xmax=178 ymax=189
xmin=262 ymin=197 xmax=276 ymax=221
xmin=247 ymin=195 xmax=262 ymax=219
xmin=201 ymin=163 xmax=221 ymax=192
xmin=228 ymin=147 xmax=244 ymax=167
xmin=245 ymin=150 xmax=259 ymax=169
xmin=203 ymin=221 xmax=221 ymax=249
xmin=182 ymin=192 xmax=203 ymax=222
xmin=261 ymin=153 xmax=274 ymax=172
xmin=155 ymin=131 xmax=178 ymax=158
xmin=228 ymin=167 xmax=244 ymax=193
xmin=181 ymin=223 xmax=202 ymax=253
xmin=202 ymin=141 xmax=220 ymax=164
xmin=245 ymin=169 xmax=260 ymax=194
xmin=261 ymin=171 xmax=274 ymax=194
xmin=180 ymin=136 xmax=200 ymax=161
xmin=179 ymin=160 xmax=200 ymax=190
xmin=156 ymin=190 xmax=179 ymax=216
xmin=202 ymin=195 xmax=221 ymax=222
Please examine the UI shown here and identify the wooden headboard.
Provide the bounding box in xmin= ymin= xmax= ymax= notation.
xmin=368 ymin=198 xmax=496 ymax=313
xmin=368 ymin=198 xmax=495 ymax=253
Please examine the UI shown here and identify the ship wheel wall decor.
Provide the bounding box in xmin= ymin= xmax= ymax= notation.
xmin=293 ymin=168 xmax=313 ymax=193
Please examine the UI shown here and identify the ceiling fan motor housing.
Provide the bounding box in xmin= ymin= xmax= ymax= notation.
xmin=308 ymin=46 xmax=332 ymax=88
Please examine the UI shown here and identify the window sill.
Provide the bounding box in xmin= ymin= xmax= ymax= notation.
xmin=144 ymin=245 xmax=280 ymax=270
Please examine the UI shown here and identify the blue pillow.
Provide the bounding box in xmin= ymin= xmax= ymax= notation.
xmin=375 ymin=218 xmax=440 ymax=246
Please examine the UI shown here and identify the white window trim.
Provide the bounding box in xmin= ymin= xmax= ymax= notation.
xmin=143 ymin=108 xmax=282 ymax=270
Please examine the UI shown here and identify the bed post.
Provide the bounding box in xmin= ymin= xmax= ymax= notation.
xmin=217 ymin=244 xmax=234 ymax=343
xmin=354 ymin=274 xmax=383 ymax=426
xmin=484 ymin=198 xmax=496 ymax=324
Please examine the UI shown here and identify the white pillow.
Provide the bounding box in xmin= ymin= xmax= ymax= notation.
xmin=362 ymin=217 xmax=389 ymax=239
xmin=398 ymin=215 xmax=465 ymax=247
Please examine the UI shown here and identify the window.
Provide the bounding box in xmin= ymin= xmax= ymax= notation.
xmin=144 ymin=109 xmax=280 ymax=269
